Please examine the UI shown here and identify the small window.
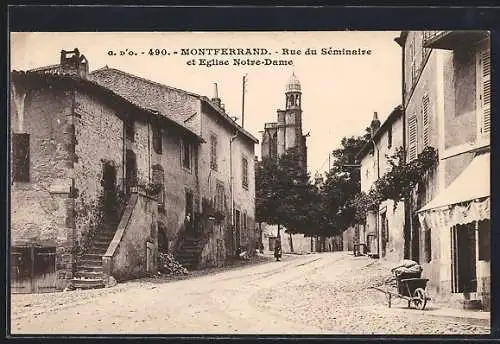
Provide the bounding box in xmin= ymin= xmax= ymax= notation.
xmin=242 ymin=157 xmax=248 ymax=189
xmin=152 ymin=123 xmax=162 ymax=154
xmin=210 ymin=134 xmax=217 ymax=171
xmin=182 ymin=138 xmax=191 ymax=170
xmin=125 ymin=119 xmax=134 ymax=142
xmin=12 ymin=133 xmax=30 ymax=182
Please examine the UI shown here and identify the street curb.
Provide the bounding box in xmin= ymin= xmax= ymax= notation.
xmin=364 ymin=305 xmax=490 ymax=328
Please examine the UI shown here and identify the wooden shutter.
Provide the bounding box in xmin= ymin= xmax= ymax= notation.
xmin=408 ymin=115 xmax=418 ymax=161
xmin=478 ymin=49 xmax=491 ymax=137
xmin=422 ymin=95 xmax=430 ymax=147
xmin=210 ymin=135 xmax=217 ymax=170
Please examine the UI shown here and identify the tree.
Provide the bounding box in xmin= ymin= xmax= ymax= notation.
xmin=319 ymin=134 xmax=370 ymax=235
xmin=255 ymin=147 xmax=318 ymax=251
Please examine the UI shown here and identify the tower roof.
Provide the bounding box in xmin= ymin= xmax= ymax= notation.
xmin=286 ymin=72 xmax=301 ymax=93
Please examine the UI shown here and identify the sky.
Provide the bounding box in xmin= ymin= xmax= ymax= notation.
xmin=10 ymin=31 xmax=402 ymax=176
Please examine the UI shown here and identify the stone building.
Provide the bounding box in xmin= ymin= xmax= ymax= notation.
xmin=395 ymin=31 xmax=490 ymax=310
xmin=10 ymin=48 xmax=258 ymax=293
xmin=356 ymin=107 xmax=405 ymax=262
xmin=260 ymin=73 xmax=308 ymax=172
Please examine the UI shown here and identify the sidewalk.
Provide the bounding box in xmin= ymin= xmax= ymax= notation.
xmin=363 ymin=304 xmax=490 ymax=328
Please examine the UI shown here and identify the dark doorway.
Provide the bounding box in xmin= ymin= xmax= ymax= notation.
xmin=381 ymin=212 xmax=387 ymax=257
xmin=411 ymin=214 xmax=420 ymax=263
xmin=452 ymin=223 xmax=477 ymax=293
xmin=234 ymin=210 xmax=241 ymax=253
xmin=125 ymin=150 xmax=137 ymax=195
xmin=102 ymin=162 xmax=117 ymax=221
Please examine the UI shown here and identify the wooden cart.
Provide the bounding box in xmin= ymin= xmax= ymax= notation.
xmin=371 ymin=276 xmax=431 ymax=310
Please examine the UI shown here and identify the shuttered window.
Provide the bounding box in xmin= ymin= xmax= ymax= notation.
xmin=478 ymin=49 xmax=491 ymax=138
xmin=422 ymin=95 xmax=430 ymax=147
xmin=210 ymin=134 xmax=218 ymax=171
xmin=152 ymin=124 xmax=162 ymax=154
xmin=408 ymin=115 xmax=418 ymax=161
xmin=242 ymin=157 xmax=248 ymax=189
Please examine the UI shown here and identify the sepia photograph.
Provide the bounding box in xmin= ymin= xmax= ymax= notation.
xmin=9 ymin=30 xmax=490 ymax=335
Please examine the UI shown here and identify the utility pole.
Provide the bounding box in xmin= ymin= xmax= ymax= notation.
xmin=242 ymin=74 xmax=247 ymax=128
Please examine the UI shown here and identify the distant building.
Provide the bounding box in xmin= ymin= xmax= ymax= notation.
xmin=396 ymin=31 xmax=490 ymax=311
xmin=356 ymin=107 xmax=405 ymax=261
xmin=261 ymin=73 xmax=308 ymax=172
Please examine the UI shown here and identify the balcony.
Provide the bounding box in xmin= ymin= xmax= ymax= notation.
xmin=423 ymin=31 xmax=489 ymax=50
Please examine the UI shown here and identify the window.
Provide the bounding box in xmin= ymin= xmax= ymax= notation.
xmin=422 ymin=95 xmax=430 ymax=147
xmin=215 ymin=182 xmax=224 ymax=211
xmin=243 ymin=211 xmax=247 ymax=230
xmin=477 ymin=48 xmax=491 ymax=139
xmin=181 ymin=138 xmax=191 ymax=170
xmin=387 ymin=125 xmax=392 ymax=149
xmin=210 ymin=134 xmax=217 ymax=170
xmin=242 ymin=157 xmax=248 ymax=189
xmin=12 ymin=133 xmax=30 ymax=182
xmin=152 ymin=123 xmax=162 ymax=154
xmin=408 ymin=115 xmax=418 ymax=161
xmin=125 ymin=119 xmax=134 ymax=142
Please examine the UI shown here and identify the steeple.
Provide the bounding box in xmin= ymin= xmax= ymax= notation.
xmin=285 ymin=72 xmax=302 ymax=110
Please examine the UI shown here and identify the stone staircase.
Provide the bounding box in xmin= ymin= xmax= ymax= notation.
xmin=71 ymin=223 xmax=118 ymax=289
xmin=174 ymin=235 xmax=205 ymax=270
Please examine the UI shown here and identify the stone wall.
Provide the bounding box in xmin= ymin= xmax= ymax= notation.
xmin=73 ymin=90 xmax=124 ymax=248
xmin=103 ymin=192 xmax=158 ymax=282
xmin=10 ymin=84 xmax=75 ymax=290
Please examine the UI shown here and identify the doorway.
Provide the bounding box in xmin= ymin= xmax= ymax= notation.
xmin=234 ymin=210 xmax=241 ymax=253
xmin=452 ymin=223 xmax=477 ymax=293
xmin=102 ymin=161 xmax=117 ymax=221
xmin=125 ymin=149 xmax=137 ymax=195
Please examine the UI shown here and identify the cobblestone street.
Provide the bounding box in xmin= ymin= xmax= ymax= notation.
xmin=11 ymin=252 xmax=490 ymax=335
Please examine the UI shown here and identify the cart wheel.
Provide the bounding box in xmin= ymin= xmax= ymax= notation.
xmin=387 ymin=293 xmax=392 ymax=308
xmin=413 ymin=288 xmax=427 ymax=310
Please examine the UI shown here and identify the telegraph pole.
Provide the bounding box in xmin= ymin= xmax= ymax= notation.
xmin=242 ymin=74 xmax=247 ymax=128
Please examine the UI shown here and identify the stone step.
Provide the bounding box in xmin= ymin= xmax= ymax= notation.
xmin=76 ymin=265 xmax=104 ymax=272
xmin=71 ymin=278 xmax=105 ymax=290
xmin=76 ymin=270 xmax=104 ymax=278
xmin=79 ymin=258 xmax=103 ymax=266
xmin=88 ymin=247 xmax=108 ymax=255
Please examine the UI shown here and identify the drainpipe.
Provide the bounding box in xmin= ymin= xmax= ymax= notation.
xmin=230 ymin=131 xmax=239 ymax=250
xmin=371 ymin=138 xmax=381 ymax=257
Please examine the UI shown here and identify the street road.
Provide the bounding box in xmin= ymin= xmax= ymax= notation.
xmin=11 ymin=252 xmax=490 ymax=335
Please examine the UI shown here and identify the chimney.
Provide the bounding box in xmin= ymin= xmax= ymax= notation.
xmin=370 ymin=111 xmax=381 ymax=138
xmin=211 ymin=83 xmax=222 ymax=107
xmin=60 ymin=48 xmax=89 ymax=78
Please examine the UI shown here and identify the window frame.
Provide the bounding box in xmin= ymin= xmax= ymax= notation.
xmin=152 ymin=122 xmax=162 ymax=155
xmin=210 ymin=134 xmax=218 ymax=171
xmin=181 ymin=137 xmax=192 ymax=171
xmin=241 ymin=156 xmax=249 ymax=190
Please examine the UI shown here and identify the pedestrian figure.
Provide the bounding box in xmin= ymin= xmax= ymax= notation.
xmin=274 ymin=236 xmax=282 ymax=261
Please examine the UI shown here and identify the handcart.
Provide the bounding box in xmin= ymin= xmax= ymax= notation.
xmin=370 ymin=262 xmax=431 ymax=310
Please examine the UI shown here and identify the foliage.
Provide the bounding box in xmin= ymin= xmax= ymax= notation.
xmin=351 ymin=146 xmax=438 ymax=221
xmin=255 ymin=147 xmax=317 ymax=236
xmin=74 ymin=185 xmax=126 ymax=257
